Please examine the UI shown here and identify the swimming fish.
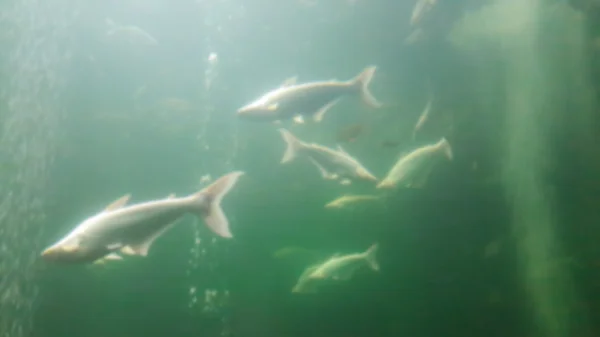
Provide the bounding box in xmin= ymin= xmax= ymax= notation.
xmin=377 ymin=138 xmax=452 ymax=189
xmin=272 ymin=246 xmax=321 ymax=260
xmin=237 ymin=66 xmax=382 ymax=123
xmin=105 ymin=18 xmax=158 ymax=46
xmin=292 ymin=243 xmax=380 ymax=293
xmin=41 ymin=171 xmax=244 ymax=264
xmin=410 ymin=0 xmax=437 ymax=27
xmin=325 ymin=194 xmax=380 ymax=209
xmin=278 ymin=128 xmax=378 ymax=185
xmin=335 ymin=123 xmax=365 ymax=143
xmin=381 ymin=140 xmax=403 ymax=148
xmin=413 ymin=93 xmax=434 ymax=140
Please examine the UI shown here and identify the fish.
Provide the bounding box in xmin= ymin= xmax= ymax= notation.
xmin=381 ymin=140 xmax=402 ymax=148
xmin=410 ymin=0 xmax=437 ymax=27
xmin=413 ymin=93 xmax=434 ymax=140
xmin=325 ymin=194 xmax=380 ymax=209
xmin=278 ymin=128 xmax=378 ymax=185
xmin=105 ymin=18 xmax=159 ymax=46
xmin=237 ymin=66 xmax=382 ymax=123
xmin=377 ymin=138 xmax=452 ymax=189
xmin=292 ymin=243 xmax=380 ymax=293
xmin=41 ymin=171 xmax=244 ymax=264
xmin=336 ymin=123 xmax=364 ymax=143
xmin=272 ymin=246 xmax=320 ymax=260
xmin=291 ymin=265 xmax=322 ymax=293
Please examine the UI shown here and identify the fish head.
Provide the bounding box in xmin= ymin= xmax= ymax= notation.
xmin=236 ymin=101 xmax=280 ymax=121
xmin=376 ymin=179 xmax=395 ymax=189
xmin=41 ymin=239 xmax=104 ymax=264
xmin=237 ymin=94 xmax=282 ymax=120
xmin=355 ymin=167 xmax=378 ymax=182
xmin=41 ymin=242 xmax=83 ymax=263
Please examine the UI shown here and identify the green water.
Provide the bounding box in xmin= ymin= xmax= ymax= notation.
xmin=0 ymin=1 xmax=599 ymax=337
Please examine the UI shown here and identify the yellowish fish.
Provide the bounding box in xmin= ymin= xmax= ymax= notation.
xmin=324 ymin=194 xmax=380 ymax=209
xmin=377 ymin=138 xmax=452 ymax=189
xmin=292 ymin=243 xmax=379 ymax=293
xmin=272 ymin=246 xmax=320 ymax=260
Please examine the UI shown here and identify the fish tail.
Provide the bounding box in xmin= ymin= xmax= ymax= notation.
xmin=364 ymin=243 xmax=380 ymax=271
xmin=193 ymin=171 xmax=244 ymax=238
xmin=438 ymin=138 xmax=453 ymax=161
xmin=351 ymin=66 xmax=382 ymax=109
xmin=278 ymin=128 xmax=304 ymax=164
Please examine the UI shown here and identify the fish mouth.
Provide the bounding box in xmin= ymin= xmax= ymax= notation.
xmin=376 ymin=181 xmax=394 ymax=189
xmin=236 ymin=105 xmax=254 ymax=116
xmin=359 ymin=172 xmax=378 ymax=182
xmin=365 ymin=175 xmax=378 ymax=182
xmin=40 ymin=247 xmax=57 ymax=260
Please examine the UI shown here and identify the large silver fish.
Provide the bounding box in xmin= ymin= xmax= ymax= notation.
xmin=278 ymin=128 xmax=377 ymax=185
xmin=410 ymin=0 xmax=437 ymax=27
xmin=377 ymin=138 xmax=451 ymax=189
xmin=105 ymin=18 xmax=159 ymax=46
xmin=41 ymin=171 xmax=244 ymax=264
xmin=237 ymin=66 xmax=382 ymax=123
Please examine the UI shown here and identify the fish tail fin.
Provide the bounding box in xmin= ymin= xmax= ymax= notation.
xmin=193 ymin=171 xmax=244 ymax=238
xmin=351 ymin=66 xmax=382 ymax=109
xmin=278 ymin=128 xmax=304 ymax=164
xmin=364 ymin=243 xmax=380 ymax=271
xmin=438 ymin=138 xmax=453 ymax=161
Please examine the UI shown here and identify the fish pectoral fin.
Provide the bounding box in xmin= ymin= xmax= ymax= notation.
xmin=293 ymin=115 xmax=305 ymax=124
xmin=104 ymin=252 xmax=123 ymax=261
xmin=120 ymin=246 xmax=136 ymax=256
xmin=336 ymin=144 xmax=350 ymax=156
xmin=93 ymin=252 xmax=123 ymax=265
xmin=307 ymin=157 xmax=336 ymax=180
xmin=281 ymin=76 xmax=298 ymax=87
xmin=123 ymin=221 xmax=178 ymax=257
xmin=104 ymin=194 xmax=131 ymax=212
xmin=107 ymin=243 xmax=124 ymax=250
xmin=340 ymin=179 xmax=352 ymax=185
xmin=313 ymin=98 xmax=341 ymax=122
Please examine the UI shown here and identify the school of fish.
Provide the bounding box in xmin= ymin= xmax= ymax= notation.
xmin=42 ymin=0 xmax=456 ymax=294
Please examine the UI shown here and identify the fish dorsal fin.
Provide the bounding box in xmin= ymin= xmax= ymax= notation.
xmin=339 ymin=179 xmax=352 ymax=186
xmin=104 ymin=194 xmax=131 ymax=212
xmin=281 ymin=76 xmax=297 ymax=87
xmin=167 ymin=193 xmax=175 ymax=199
xmin=121 ymin=221 xmax=178 ymax=257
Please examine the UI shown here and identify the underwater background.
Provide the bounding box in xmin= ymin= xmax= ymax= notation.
xmin=1 ymin=1 xmax=600 ymax=337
